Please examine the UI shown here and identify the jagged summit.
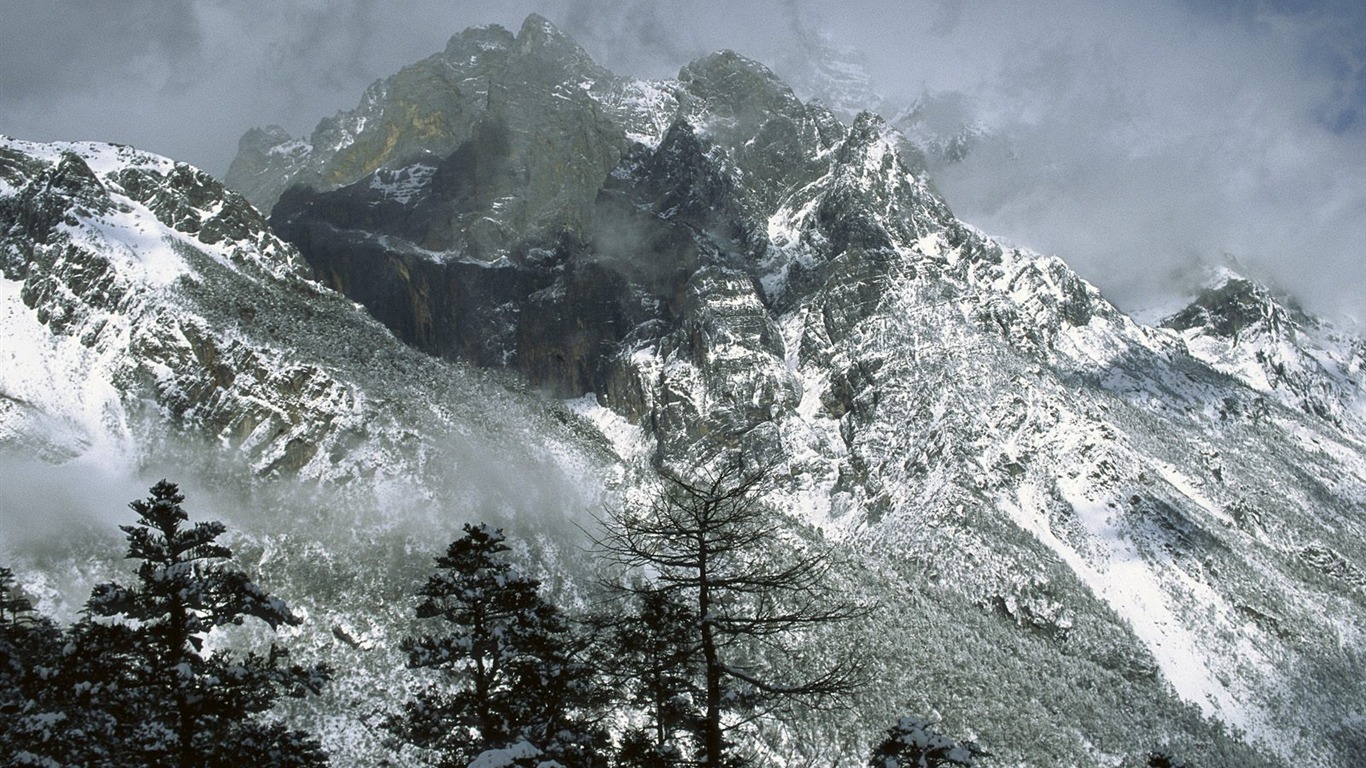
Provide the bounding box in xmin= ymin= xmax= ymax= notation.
xmin=679 ymin=50 xmax=806 ymax=120
xmin=443 ymin=21 xmax=514 ymax=54
xmin=226 ymin=13 xmax=618 ymax=215
xmin=1164 ymin=273 xmax=1366 ymax=427
xmin=1164 ymin=274 xmax=1298 ymax=341
xmin=513 ymin=12 xmax=599 ymax=67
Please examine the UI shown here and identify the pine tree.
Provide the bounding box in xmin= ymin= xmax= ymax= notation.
xmin=85 ymin=480 xmax=329 ymax=768
xmin=1 ymin=565 xmax=69 ymax=765
xmin=608 ymin=589 xmax=704 ymax=767
xmin=388 ymin=523 xmax=609 ymax=768
xmin=868 ymin=716 xmax=988 ymax=768
xmin=1 ymin=567 xmax=135 ymax=766
xmin=597 ymin=461 xmax=863 ymax=768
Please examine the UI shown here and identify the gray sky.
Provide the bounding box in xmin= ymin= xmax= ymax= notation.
xmin=4 ymin=0 xmax=1365 ymax=321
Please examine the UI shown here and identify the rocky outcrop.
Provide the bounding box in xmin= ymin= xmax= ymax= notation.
xmin=1165 ymin=275 xmax=1366 ymax=427
xmin=256 ymin=23 xmax=966 ymax=457
xmin=0 ymin=138 xmax=598 ymax=483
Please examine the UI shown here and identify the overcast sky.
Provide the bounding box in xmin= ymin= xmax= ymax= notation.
xmin=4 ymin=0 xmax=1365 ymax=321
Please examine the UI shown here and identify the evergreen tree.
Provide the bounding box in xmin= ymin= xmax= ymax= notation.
xmin=388 ymin=523 xmax=608 ymax=768
xmin=85 ymin=480 xmax=329 ymax=768
xmin=1147 ymin=747 xmax=1191 ymax=768
xmin=607 ymin=589 xmax=704 ymax=768
xmin=2 ymin=566 xmax=147 ymax=766
xmin=1 ymin=565 xmax=72 ymax=765
xmin=868 ymin=716 xmax=988 ymax=768
xmin=598 ymin=461 xmax=862 ymax=768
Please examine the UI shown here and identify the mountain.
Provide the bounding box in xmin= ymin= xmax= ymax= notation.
xmin=1163 ymin=273 xmax=1366 ymax=430
xmin=0 ymin=134 xmax=628 ymax=762
xmin=2 ymin=14 xmax=1363 ymax=767
xmin=0 ymin=136 xmax=608 ymax=487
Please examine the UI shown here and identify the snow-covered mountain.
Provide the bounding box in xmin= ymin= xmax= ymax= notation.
xmin=4 ymin=14 xmax=1365 ymax=767
xmin=0 ymin=133 xmax=628 ymax=761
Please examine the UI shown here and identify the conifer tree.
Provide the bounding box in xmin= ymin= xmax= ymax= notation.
xmin=868 ymin=716 xmax=988 ymax=768
xmin=388 ymin=523 xmax=608 ymax=768
xmin=1 ymin=566 xmax=71 ymax=765
xmin=85 ymin=480 xmax=329 ymax=768
xmin=608 ymin=589 xmax=704 ymax=767
xmin=598 ymin=461 xmax=862 ymax=768
xmin=2 ymin=564 xmax=147 ymax=767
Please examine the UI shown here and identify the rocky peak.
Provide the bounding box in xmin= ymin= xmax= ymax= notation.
xmin=1163 ymin=274 xmax=1366 ymax=427
xmin=225 ymin=126 xmax=310 ymax=213
xmin=511 ymin=13 xmax=607 ymax=82
xmin=679 ymin=50 xmax=806 ymax=125
xmin=226 ymin=14 xmax=620 ymax=217
xmin=442 ymin=22 xmax=515 ymax=57
xmin=1 ymin=149 xmax=109 ymax=250
xmin=1163 ymin=276 xmax=1295 ymax=343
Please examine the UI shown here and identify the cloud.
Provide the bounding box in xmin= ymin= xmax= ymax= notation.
xmin=3 ymin=0 xmax=1365 ymax=320
xmin=0 ymin=1 xmax=202 ymax=100
xmin=790 ymin=0 xmax=1366 ymax=320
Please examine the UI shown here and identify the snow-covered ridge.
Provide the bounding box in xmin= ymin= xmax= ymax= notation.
xmin=2 ymin=136 xmax=305 ymax=283
xmin=0 ymin=137 xmax=609 ymax=487
xmin=1163 ymin=275 xmax=1366 ymax=430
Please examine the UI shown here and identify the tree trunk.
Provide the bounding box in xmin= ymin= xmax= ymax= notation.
xmin=698 ymin=532 xmax=723 ymax=767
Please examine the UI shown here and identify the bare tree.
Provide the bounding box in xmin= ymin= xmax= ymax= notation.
xmin=597 ymin=460 xmax=863 ymax=767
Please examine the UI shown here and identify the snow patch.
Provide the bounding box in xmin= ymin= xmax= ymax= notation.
xmin=0 ymin=278 xmax=136 ymax=470
xmin=564 ymin=395 xmax=652 ymax=464
xmin=368 ymin=163 xmax=437 ymax=205
xmin=1003 ymin=478 xmax=1267 ymax=738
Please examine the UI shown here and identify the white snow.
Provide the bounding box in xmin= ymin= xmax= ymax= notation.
xmin=269 ymin=138 xmax=312 ymax=158
xmin=0 ymin=277 xmax=136 ymax=470
xmin=609 ymin=80 xmax=682 ymax=148
xmin=368 ymin=163 xmax=437 ymax=205
xmin=1003 ymin=476 xmax=1267 ymax=737
xmin=467 ymin=740 xmax=541 ymax=768
xmin=564 ymin=394 xmax=652 ymax=463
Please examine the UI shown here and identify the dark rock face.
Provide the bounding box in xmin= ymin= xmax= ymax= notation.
xmin=256 ymin=17 xmax=973 ymax=459
xmin=1163 ymin=277 xmax=1292 ymax=341
xmin=229 ymin=14 xmax=623 ymax=231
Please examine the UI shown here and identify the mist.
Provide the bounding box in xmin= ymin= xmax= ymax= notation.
xmin=0 ymin=404 xmax=612 ymax=620
xmin=3 ymin=0 xmax=1365 ymax=319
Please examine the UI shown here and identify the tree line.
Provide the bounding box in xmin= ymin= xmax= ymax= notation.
xmin=1 ymin=470 xmax=1188 ymax=767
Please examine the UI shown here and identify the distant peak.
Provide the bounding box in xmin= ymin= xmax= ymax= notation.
xmin=515 ymin=13 xmax=578 ymax=51
xmin=681 ymin=50 xmax=782 ymax=84
xmin=507 ymin=13 xmax=607 ymax=80
xmin=518 ymin=12 xmax=559 ymax=37
xmin=849 ymin=110 xmax=890 ymax=134
xmin=679 ymin=50 xmax=804 ymax=118
xmin=1163 ymin=275 xmax=1296 ymax=339
xmin=443 ymin=23 xmax=515 ymax=57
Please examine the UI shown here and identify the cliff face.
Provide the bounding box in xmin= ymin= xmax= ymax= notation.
xmin=259 ymin=22 xmax=957 ymax=453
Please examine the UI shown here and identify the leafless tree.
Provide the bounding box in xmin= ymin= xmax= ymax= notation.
xmin=597 ymin=460 xmax=864 ymax=767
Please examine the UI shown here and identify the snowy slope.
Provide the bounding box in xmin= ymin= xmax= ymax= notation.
xmin=0 ymin=135 xmax=627 ymax=765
